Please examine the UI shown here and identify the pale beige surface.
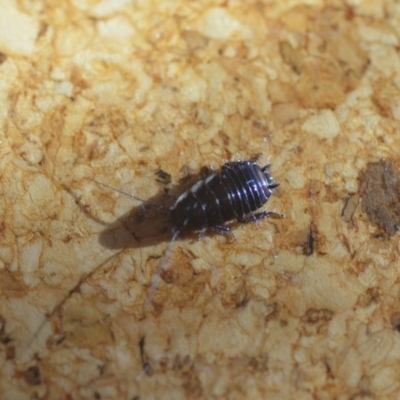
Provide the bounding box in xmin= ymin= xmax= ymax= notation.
xmin=1 ymin=1 xmax=400 ymax=399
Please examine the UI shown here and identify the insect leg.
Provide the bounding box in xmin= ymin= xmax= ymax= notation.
xmin=162 ymin=188 xmax=178 ymax=200
xmin=145 ymin=229 xmax=180 ymax=308
xmin=261 ymin=164 xmax=270 ymax=172
xmin=197 ymin=228 xmax=206 ymax=241
xmin=211 ymin=225 xmax=236 ymax=241
xmin=200 ymin=165 xmax=215 ymax=178
xmin=238 ymin=210 xmax=284 ymax=224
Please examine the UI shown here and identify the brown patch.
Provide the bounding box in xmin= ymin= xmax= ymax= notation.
xmin=160 ymin=253 xmax=193 ymax=285
xmin=265 ymin=302 xmax=279 ymax=323
xmin=298 ymin=222 xmax=325 ymax=256
xmin=0 ymin=316 xmax=13 ymax=359
xmin=359 ymin=160 xmax=400 ymax=235
xmin=6 ymin=345 xmax=15 ymax=360
xmin=23 ymin=366 xmax=41 ymax=385
xmin=302 ymin=308 xmax=334 ymax=324
xmin=390 ymin=312 xmax=400 ymax=332
xmin=182 ymin=368 xmax=203 ymax=399
xmin=0 ymin=270 xmax=29 ymax=298
xmin=357 ymin=287 xmax=380 ymax=307
xmin=301 ymin=308 xmax=334 ymax=335
xmin=248 ymin=353 xmax=269 ymax=372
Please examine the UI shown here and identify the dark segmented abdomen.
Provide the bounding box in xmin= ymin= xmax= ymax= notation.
xmin=171 ymin=160 xmax=274 ymax=231
xmin=221 ymin=161 xmax=271 ymax=216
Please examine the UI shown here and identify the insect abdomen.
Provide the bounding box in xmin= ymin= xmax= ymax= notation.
xmin=222 ymin=161 xmax=272 ymax=215
xmin=171 ymin=160 xmax=277 ymax=231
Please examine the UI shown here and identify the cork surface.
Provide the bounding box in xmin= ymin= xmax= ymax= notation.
xmin=1 ymin=1 xmax=400 ymax=399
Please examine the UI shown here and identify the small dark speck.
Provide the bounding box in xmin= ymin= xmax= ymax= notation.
xmin=24 ymin=366 xmax=41 ymax=385
xmin=0 ymin=53 xmax=6 ymax=64
xmin=54 ymin=334 xmax=66 ymax=345
xmin=391 ymin=313 xmax=400 ymax=332
xmin=139 ymin=336 xmax=152 ymax=376
xmin=143 ymin=362 xmax=152 ymax=375
xmin=0 ymin=315 xmax=12 ymax=345
xmin=155 ymin=169 xmax=171 ymax=185
xmin=1 ymin=336 xmax=11 ymax=345
xmin=0 ymin=314 xmax=5 ymax=333
xmin=359 ymin=160 xmax=400 ymax=235
xmin=302 ymin=225 xmax=314 ymax=256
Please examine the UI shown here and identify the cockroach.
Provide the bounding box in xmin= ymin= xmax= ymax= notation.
xmin=88 ymin=154 xmax=282 ymax=302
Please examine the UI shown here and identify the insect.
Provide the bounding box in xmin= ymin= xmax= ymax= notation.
xmin=88 ymin=154 xmax=281 ymax=303
xmin=89 ymin=154 xmax=281 ymax=240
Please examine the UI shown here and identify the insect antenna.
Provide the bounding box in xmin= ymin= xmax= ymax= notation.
xmin=145 ymin=228 xmax=180 ymax=308
xmin=85 ymin=177 xmax=169 ymax=210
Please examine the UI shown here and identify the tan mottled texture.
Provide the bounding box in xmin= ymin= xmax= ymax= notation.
xmin=1 ymin=1 xmax=400 ymax=399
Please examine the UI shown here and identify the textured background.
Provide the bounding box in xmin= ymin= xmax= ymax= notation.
xmin=1 ymin=0 xmax=400 ymax=399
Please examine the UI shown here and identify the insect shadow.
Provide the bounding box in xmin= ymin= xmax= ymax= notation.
xmin=92 ymin=155 xmax=281 ymax=253
xmin=95 ymin=171 xmax=207 ymax=251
